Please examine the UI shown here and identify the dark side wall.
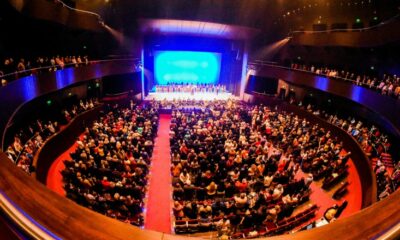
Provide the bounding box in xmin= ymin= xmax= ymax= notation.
xmin=0 ymin=0 xmax=119 ymax=59
xmin=102 ymin=72 xmax=142 ymax=96
xmin=276 ymin=42 xmax=400 ymax=76
xmin=3 ymin=83 xmax=89 ymax=148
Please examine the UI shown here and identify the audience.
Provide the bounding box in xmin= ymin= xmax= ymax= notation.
xmin=6 ymin=92 xmax=398 ymax=235
xmin=62 ymin=101 xmax=159 ymax=227
xmin=7 ymin=98 xmax=99 ymax=174
xmin=290 ymin=63 xmax=400 ymax=99
xmin=155 ymin=84 xmax=226 ymax=94
xmin=168 ymin=99 xmax=348 ymax=238
xmin=0 ymin=70 xmax=6 ymax=86
xmin=294 ymin=100 xmax=399 ymax=199
xmin=0 ymin=55 xmax=90 ymax=83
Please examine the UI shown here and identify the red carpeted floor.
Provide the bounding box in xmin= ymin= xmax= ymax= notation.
xmin=46 ymin=134 xmax=84 ymax=196
xmin=340 ymin=158 xmax=362 ymax=217
xmin=295 ymin=150 xmax=362 ymax=220
xmin=47 ymin=114 xmax=362 ymax=232
xmin=144 ymin=114 xmax=172 ymax=233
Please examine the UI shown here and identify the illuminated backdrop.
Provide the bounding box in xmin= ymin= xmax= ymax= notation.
xmin=154 ymin=51 xmax=221 ymax=85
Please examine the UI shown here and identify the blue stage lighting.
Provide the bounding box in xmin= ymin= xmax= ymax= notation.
xmin=154 ymin=51 xmax=221 ymax=85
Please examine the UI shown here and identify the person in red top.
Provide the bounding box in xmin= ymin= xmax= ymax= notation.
xmin=101 ymin=176 xmax=111 ymax=189
xmin=180 ymin=143 xmax=189 ymax=155
xmin=235 ymin=178 xmax=248 ymax=192
xmin=278 ymin=159 xmax=287 ymax=172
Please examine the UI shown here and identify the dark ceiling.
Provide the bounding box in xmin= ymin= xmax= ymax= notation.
xmin=71 ymin=0 xmax=400 ymax=40
xmin=1 ymin=0 xmax=400 ymax=59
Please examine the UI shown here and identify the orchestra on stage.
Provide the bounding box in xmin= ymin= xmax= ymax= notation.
xmin=154 ymin=83 xmax=226 ymax=94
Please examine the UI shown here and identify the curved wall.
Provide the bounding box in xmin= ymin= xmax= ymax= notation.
xmin=290 ymin=17 xmax=400 ymax=47
xmin=7 ymin=0 xmax=104 ymax=31
xmin=248 ymin=94 xmax=376 ymax=207
xmin=33 ymin=105 xmax=103 ymax=184
xmin=0 ymin=59 xmax=139 ymax=150
xmin=0 ymin=60 xmax=398 ymax=239
xmin=0 ymin=99 xmax=396 ymax=240
xmin=249 ymin=64 xmax=400 ymax=139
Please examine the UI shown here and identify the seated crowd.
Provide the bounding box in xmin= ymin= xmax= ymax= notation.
xmin=61 ymin=101 xmax=159 ymax=226
xmin=155 ymin=84 xmax=226 ymax=94
xmin=169 ymin=100 xmax=349 ymax=238
xmin=325 ymin=114 xmax=398 ymax=199
xmin=6 ymin=98 xmax=99 ymax=174
xmin=158 ymin=98 xmax=236 ymax=111
xmin=0 ymin=55 xmax=90 ymax=86
xmin=296 ymin=101 xmax=399 ymax=199
xmin=290 ymin=63 xmax=400 ymax=99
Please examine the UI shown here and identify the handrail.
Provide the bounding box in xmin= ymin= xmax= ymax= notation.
xmin=0 ymin=59 xmax=398 ymax=239
xmin=0 ymin=58 xmax=141 ymax=152
xmin=53 ymin=0 xmax=102 ymax=19
xmin=290 ymin=13 xmax=400 ymax=34
xmin=248 ymin=61 xmax=397 ymax=97
xmin=0 ymin=190 xmax=60 ymax=240
xmin=14 ymin=133 xmax=38 ymax=167
xmin=1 ymin=58 xmax=141 ymax=82
xmin=0 ymin=114 xmax=398 ymax=239
xmin=251 ymin=92 xmax=377 ymax=206
xmin=33 ymin=104 xmax=103 ymax=183
xmin=1 ymin=62 xmax=83 ymax=80
xmin=8 ymin=103 xmax=102 ymax=176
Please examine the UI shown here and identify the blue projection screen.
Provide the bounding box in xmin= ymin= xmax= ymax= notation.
xmin=154 ymin=51 xmax=222 ymax=85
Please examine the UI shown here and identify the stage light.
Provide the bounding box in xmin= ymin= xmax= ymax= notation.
xmin=252 ymin=37 xmax=291 ymax=60
xmin=356 ymin=18 xmax=361 ymax=23
xmin=373 ymin=16 xmax=378 ymax=21
xmin=46 ymin=100 xmax=52 ymax=106
xmin=103 ymin=25 xmax=125 ymax=45
xmin=154 ymin=51 xmax=221 ymax=85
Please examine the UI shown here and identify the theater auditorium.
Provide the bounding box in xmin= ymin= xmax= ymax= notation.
xmin=0 ymin=0 xmax=399 ymax=239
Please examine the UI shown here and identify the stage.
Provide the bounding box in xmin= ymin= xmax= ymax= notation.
xmin=145 ymin=91 xmax=237 ymax=101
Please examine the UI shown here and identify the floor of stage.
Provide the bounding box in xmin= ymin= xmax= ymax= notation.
xmin=145 ymin=92 xmax=237 ymax=101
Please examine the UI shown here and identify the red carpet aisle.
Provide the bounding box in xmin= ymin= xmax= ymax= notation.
xmin=46 ymin=134 xmax=84 ymax=196
xmin=144 ymin=114 xmax=172 ymax=233
xmin=340 ymin=158 xmax=362 ymax=217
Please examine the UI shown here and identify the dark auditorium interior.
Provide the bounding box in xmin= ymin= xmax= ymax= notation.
xmin=0 ymin=0 xmax=400 ymax=239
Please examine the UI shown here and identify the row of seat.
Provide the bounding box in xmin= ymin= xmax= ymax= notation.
xmin=231 ymin=204 xmax=319 ymax=239
xmin=333 ymin=181 xmax=350 ymax=200
xmin=322 ymin=168 xmax=349 ymax=190
xmin=174 ymin=216 xmax=226 ymax=234
xmin=173 ymin=193 xmax=315 ymax=235
xmin=372 ymin=153 xmax=394 ymax=169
